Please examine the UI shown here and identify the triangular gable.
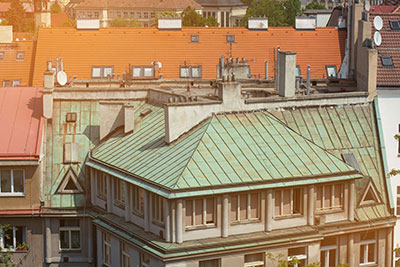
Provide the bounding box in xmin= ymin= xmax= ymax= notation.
xmin=56 ymin=167 xmax=84 ymax=194
xmin=359 ymin=180 xmax=381 ymax=206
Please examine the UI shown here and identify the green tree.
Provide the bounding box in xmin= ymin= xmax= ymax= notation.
xmin=181 ymin=6 xmax=219 ymax=27
xmin=5 ymin=0 xmax=26 ymax=32
xmin=240 ymin=0 xmax=287 ymax=27
xmin=305 ymin=1 xmax=327 ymax=9
xmin=109 ymin=17 xmax=142 ymax=27
xmin=284 ymin=0 xmax=302 ymax=26
xmin=50 ymin=1 xmax=63 ymax=13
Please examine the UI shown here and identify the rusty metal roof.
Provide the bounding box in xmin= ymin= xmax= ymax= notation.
xmin=90 ymin=104 xmax=363 ymax=197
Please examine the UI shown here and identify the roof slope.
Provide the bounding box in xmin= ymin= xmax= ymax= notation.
xmin=91 ymin=104 xmax=361 ymax=193
xmin=370 ymin=13 xmax=400 ymax=86
xmin=0 ymin=87 xmax=44 ymax=161
xmin=269 ymin=103 xmax=391 ymax=221
xmin=32 ymin=27 xmax=346 ymax=85
xmin=75 ymin=0 xmax=201 ymax=9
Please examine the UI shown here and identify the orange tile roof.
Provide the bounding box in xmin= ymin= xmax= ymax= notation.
xmin=0 ymin=87 xmax=43 ymax=161
xmin=0 ymin=40 xmax=34 ymax=86
xmin=32 ymin=27 xmax=346 ymax=85
xmin=51 ymin=13 xmax=74 ymax=27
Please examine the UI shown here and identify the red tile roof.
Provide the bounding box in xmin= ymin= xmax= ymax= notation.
xmin=75 ymin=0 xmax=201 ymax=9
xmin=0 ymin=87 xmax=44 ymax=161
xmin=32 ymin=27 xmax=346 ymax=85
xmin=369 ymin=5 xmax=397 ymax=13
xmin=370 ymin=13 xmax=400 ymax=86
xmin=51 ymin=13 xmax=74 ymax=27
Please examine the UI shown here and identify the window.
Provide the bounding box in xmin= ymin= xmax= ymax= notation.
xmin=12 ymin=80 xmax=20 ymax=87
xmin=0 ymin=226 xmax=24 ymax=250
xmin=325 ymin=65 xmax=337 ymax=79
xmin=199 ymin=259 xmax=220 ymax=267
xmin=230 ymin=193 xmax=260 ymax=222
xmin=179 ymin=66 xmax=202 ymax=78
xmin=124 ymin=12 xmax=128 ymax=17
xmin=316 ymin=183 xmax=343 ymax=211
xmin=2 ymin=81 xmax=10 ymax=87
xmin=79 ymin=11 xmax=84 ymax=18
xmin=151 ymin=12 xmax=155 ymax=18
xmin=226 ymin=34 xmax=235 ymax=43
xmin=390 ymin=20 xmax=400 ymax=30
xmin=0 ymin=170 xmax=24 ymax=195
xmin=296 ymin=65 xmax=301 ymax=77
xmin=102 ymin=232 xmax=111 ymax=266
xmin=185 ymin=197 xmax=215 ymax=227
xmin=132 ymin=185 xmax=145 ymax=216
xmin=191 ymin=34 xmax=199 ymax=43
xmin=151 ymin=194 xmax=164 ymax=225
xmin=59 ymin=219 xmax=80 ymax=250
xmin=274 ymin=188 xmax=302 ymax=217
xmin=244 ymin=253 xmax=264 ymax=267
xmin=381 ymin=56 xmax=394 ymax=67
xmin=137 ymin=12 xmax=142 ymax=19
xmin=132 ymin=66 xmax=155 ymax=78
xmin=97 ymin=172 xmax=107 ymax=199
xmin=117 ymin=12 xmax=121 ymax=17
xmin=140 ymin=252 xmax=150 ymax=267
xmin=288 ymin=247 xmax=307 ymax=267
xmin=87 ymin=11 xmax=92 ymax=18
xmin=114 ymin=178 xmax=125 ymax=206
xmin=144 ymin=12 xmax=148 ymax=19
xmin=66 ymin=112 xmax=77 ymax=122
xmin=109 ymin=11 xmax=114 ymax=18
xmin=360 ymin=232 xmax=376 ymax=265
xmin=91 ymin=66 xmax=114 ymax=79
xmin=0 ymin=52 xmax=4 ymax=60
xmin=94 ymin=11 xmax=99 ymax=18
xmin=320 ymin=237 xmax=337 ymax=267
xmin=121 ymin=242 xmax=130 ymax=267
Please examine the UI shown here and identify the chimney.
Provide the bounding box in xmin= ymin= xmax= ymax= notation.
xmin=124 ymin=104 xmax=135 ymax=133
xmin=43 ymin=62 xmax=55 ymax=119
xmin=277 ymin=51 xmax=296 ymax=97
xmin=0 ymin=26 xmax=12 ymax=43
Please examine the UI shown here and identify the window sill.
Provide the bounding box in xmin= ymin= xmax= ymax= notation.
xmin=359 ymin=263 xmax=377 ymax=267
xmin=316 ymin=207 xmax=343 ymax=214
xmin=185 ymin=224 xmax=216 ymax=231
xmin=230 ymin=219 xmax=261 ymax=226
xmin=0 ymin=193 xmax=25 ymax=197
xmin=274 ymin=214 xmax=303 ymax=220
xmin=97 ymin=194 xmax=107 ymax=201
xmin=114 ymin=201 xmax=125 ymax=210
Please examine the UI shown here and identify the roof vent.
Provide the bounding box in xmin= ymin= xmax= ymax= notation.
xmin=362 ymin=11 xmax=369 ymax=22
xmin=248 ymin=18 xmax=268 ymax=30
xmin=77 ymin=19 xmax=100 ymax=30
xmin=295 ymin=17 xmax=316 ymax=30
xmin=158 ymin=18 xmax=182 ymax=30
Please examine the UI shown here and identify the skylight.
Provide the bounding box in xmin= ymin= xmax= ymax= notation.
xmin=381 ymin=56 xmax=394 ymax=67
xmin=389 ymin=20 xmax=400 ymax=31
xmin=226 ymin=35 xmax=235 ymax=43
xmin=341 ymin=153 xmax=361 ymax=172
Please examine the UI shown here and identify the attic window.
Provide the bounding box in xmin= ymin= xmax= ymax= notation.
xmin=226 ymin=35 xmax=235 ymax=43
xmin=0 ymin=52 xmax=4 ymax=60
xmin=325 ymin=65 xmax=337 ymax=79
xmin=16 ymin=52 xmax=24 ymax=61
xmin=389 ymin=20 xmax=400 ymax=30
xmin=360 ymin=181 xmax=381 ymax=206
xmin=66 ymin=112 xmax=77 ymax=122
xmin=191 ymin=35 xmax=199 ymax=43
xmin=341 ymin=153 xmax=361 ymax=172
xmin=92 ymin=66 xmax=114 ymax=79
xmin=180 ymin=66 xmax=202 ymax=78
xmin=381 ymin=56 xmax=394 ymax=67
xmin=132 ymin=66 xmax=155 ymax=78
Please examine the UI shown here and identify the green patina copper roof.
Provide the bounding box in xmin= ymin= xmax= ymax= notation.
xmin=91 ymin=104 xmax=361 ymax=195
xmin=269 ymin=103 xmax=392 ymax=221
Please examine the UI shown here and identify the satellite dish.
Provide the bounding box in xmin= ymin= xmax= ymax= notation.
xmin=374 ymin=16 xmax=383 ymax=31
xmin=365 ymin=0 xmax=370 ymax=11
xmin=57 ymin=71 xmax=67 ymax=86
xmin=374 ymin=31 xmax=382 ymax=46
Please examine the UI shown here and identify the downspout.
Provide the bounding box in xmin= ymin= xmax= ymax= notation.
xmin=338 ymin=0 xmax=352 ymax=79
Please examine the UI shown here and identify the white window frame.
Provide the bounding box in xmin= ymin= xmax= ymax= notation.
xmin=179 ymin=65 xmax=202 ymax=78
xmin=360 ymin=239 xmax=376 ymax=265
xmin=316 ymin=183 xmax=343 ymax=211
xmin=274 ymin=188 xmax=302 ymax=217
xmin=12 ymin=80 xmax=20 ymax=87
xmin=0 ymin=226 xmax=24 ymax=251
xmin=230 ymin=193 xmax=260 ymax=223
xmin=0 ymin=169 xmax=25 ymax=196
xmin=59 ymin=219 xmax=80 ymax=250
xmin=320 ymin=245 xmax=338 ymax=267
xmin=185 ymin=197 xmax=216 ymax=228
xmin=132 ymin=66 xmax=155 ymax=78
xmin=91 ymin=66 xmax=114 ymax=79
xmin=103 ymin=232 xmax=111 ymax=266
xmin=121 ymin=242 xmax=130 ymax=267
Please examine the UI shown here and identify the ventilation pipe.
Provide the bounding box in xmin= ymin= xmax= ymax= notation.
xmin=306 ymin=65 xmax=311 ymax=95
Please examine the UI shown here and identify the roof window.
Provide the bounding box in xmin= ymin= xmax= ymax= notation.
xmin=191 ymin=35 xmax=199 ymax=43
xmin=389 ymin=20 xmax=400 ymax=30
xmin=325 ymin=65 xmax=337 ymax=79
xmin=341 ymin=153 xmax=361 ymax=172
xmin=226 ymin=35 xmax=235 ymax=43
xmin=16 ymin=52 xmax=24 ymax=61
xmin=132 ymin=66 xmax=155 ymax=78
xmin=91 ymin=66 xmax=113 ymax=79
xmin=381 ymin=56 xmax=394 ymax=67
xmin=180 ymin=66 xmax=202 ymax=78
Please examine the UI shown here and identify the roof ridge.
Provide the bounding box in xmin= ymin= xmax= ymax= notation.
xmin=264 ymin=110 xmax=360 ymax=175
xmin=170 ymin=114 xmax=214 ymax=190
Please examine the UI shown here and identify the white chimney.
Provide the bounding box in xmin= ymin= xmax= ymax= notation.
xmin=277 ymin=51 xmax=296 ymax=97
xmin=77 ymin=19 xmax=100 ymax=30
xmin=248 ymin=18 xmax=268 ymax=30
xmin=158 ymin=18 xmax=182 ymax=30
xmin=295 ymin=17 xmax=316 ymax=30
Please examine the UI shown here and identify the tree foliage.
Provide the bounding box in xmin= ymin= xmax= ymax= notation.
xmin=50 ymin=1 xmax=63 ymax=13
xmin=305 ymin=1 xmax=327 ymax=9
xmin=241 ymin=0 xmax=301 ymax=27
xmin=109 ymin=17 xmax=142 ymax=27
xmin=5 ymin=0 xmax=31 ymax=32
xmin=181 ymin=6 xmax=219 ymax=27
